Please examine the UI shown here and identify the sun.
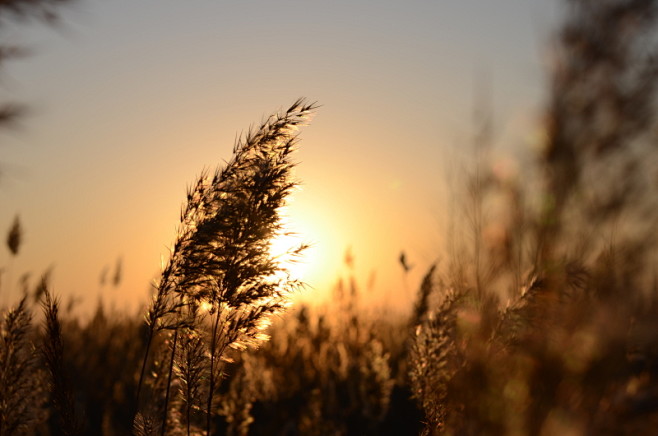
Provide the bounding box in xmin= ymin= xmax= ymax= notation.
xmin=267 ymin=202 xmax=345 ymax=294
xmin=268 ymin=221 xmax=317 ymax=282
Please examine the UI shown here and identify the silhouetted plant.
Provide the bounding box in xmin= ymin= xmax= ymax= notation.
xmin=41 ymin=284 xmax=80 ymax=435
xmin=0 ymin=297 xmax=45 ymax=433
xmin=135 ymin=99 xmax=316 ymax=435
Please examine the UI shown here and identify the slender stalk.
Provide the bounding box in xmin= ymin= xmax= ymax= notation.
xmin=161 ymin=328 xmax=179 ymax=436
xmin=135 ymin=258 xmax=182 ymax=418
xmin=186 ymin=378 xmax=191 ymax=436
xmin=206 ymin=312 xmax=221 ymax=435
xmin=135 ymin=327 xmax=154 ymax=410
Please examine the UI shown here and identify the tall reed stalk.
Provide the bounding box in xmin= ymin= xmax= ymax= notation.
xmin=41 ymin=284 xmax=80 ymax=435
xmin=135 ymin=99 xmax=315 ymax=434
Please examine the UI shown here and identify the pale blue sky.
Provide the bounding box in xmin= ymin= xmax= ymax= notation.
xmin=0 ymin=0 xmax=562 ymax=314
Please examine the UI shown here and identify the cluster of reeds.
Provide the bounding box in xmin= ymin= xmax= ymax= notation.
xmin=0 ymin=98 xmax=317 ymax=435
xmin=0 ymin=269 xmax=86 ymax=434
xmin=409 ymin=249 xmax=658 ymax=435
xmin=218 ymin=274 xmax=398 ymax=436
xmin=408 ymin=1 xmax=658 ymax=435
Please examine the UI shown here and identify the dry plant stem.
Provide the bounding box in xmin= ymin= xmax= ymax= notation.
xmin=135 ymin=328 xmax=153 ymax=409
xmin=186 ymin=375 xmax=191 ymax=436
xmin=160 ymin=328 xmax=179 ymax=436
xmin=206 ymin=311 xmax=227 ymax=436
xmin=136 ymin=252 xmax=185 ymax=411
xmin=206 ymin=314 xmax=219 ymax=435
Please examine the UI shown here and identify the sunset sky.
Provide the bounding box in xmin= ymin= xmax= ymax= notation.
xmin=0 ymin=0 xmax=561 ymax=315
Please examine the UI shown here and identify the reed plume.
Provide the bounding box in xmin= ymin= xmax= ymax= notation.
xmin=136 ymin=98 xmax=316 ymax=434
xmin=41 ymin=283 xmax=80 ymax=435
xmin=0 ymin=297 xmax=45 ymax=434
xmin=409 ymin=289 xmax=463 ymax=434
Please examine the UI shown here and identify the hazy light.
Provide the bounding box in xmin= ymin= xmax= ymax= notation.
xmin=269 ymin=216 xmax=318 ymax=283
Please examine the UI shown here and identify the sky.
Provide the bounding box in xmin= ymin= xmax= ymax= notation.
xmin=0 ymin=0 xmax=562 ymax=316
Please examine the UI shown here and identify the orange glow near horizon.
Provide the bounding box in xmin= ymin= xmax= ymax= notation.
xmin=0 ymin=0 xmax=555 ymax=316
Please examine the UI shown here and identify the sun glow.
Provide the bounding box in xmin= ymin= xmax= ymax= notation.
xmin=269 ymin=223 xmax=317 ymax=283
xmin=266 ymin=201 xmax=345 ymax=297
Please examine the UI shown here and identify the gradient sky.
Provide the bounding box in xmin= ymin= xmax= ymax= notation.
xmin=0 ymin=0 xmax=562 ymax=315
